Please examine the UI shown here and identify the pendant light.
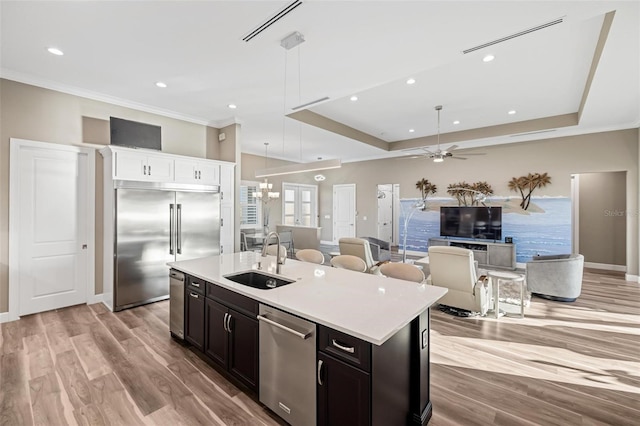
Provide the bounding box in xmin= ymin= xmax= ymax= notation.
xmin=255 ymin=31 xmax=341 ymax=178
xmin=255 ymin=143 xmax=280 ymax=200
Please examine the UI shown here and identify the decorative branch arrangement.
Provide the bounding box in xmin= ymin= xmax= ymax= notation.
xmin=415 ymin=179 xmax=437 ymax=209
xmin=508 ymin=172 xmax=552 ymax=210
xmin=447 ymin=181 xmax=494 ymax=206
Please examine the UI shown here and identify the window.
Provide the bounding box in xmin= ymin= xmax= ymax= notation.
xmin=240 ymin=181 xmax=261 ymax=229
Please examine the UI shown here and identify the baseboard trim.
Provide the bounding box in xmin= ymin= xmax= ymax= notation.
xmin=87 ymin=293 xmax=104 ymax=305
xmin=0 ymin=311 xmax=10 ymax=324
xmin=624 ymin=274 xmax=639 ymax=283
xmin=584 ymin=262 xmax=626 ymax=272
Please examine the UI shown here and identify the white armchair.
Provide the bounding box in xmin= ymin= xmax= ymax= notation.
xmin=427 ymin=246 xmax=491 ymax=315
xmin=338 ymin=237 xmax=378 ymax=273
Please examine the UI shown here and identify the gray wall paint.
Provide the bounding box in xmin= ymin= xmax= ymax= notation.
xmin=0 ymin=79 xmax=219 ymax=312
xmin=578 ymin=172 xmax=627 ymax=265
xmin=243 ymin=128 xmax=639 ymax=275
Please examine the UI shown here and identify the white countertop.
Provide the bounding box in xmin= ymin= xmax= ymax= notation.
xmin=169 ymin=252 xmax=447 ymax=345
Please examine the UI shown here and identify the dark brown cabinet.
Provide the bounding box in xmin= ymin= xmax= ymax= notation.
xmin=185 ymin=289 xmax=205 ymax=350
xmin=204 ymin=285 xmax=258 ymax=392
xmin=177 ymin=271 xmax=433 ymax=425
xmin=317 ymin=351 xmax=370 ymax=426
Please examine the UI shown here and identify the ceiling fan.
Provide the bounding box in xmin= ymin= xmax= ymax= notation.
xmin=404 ymin=105 xmax=485 ymax=162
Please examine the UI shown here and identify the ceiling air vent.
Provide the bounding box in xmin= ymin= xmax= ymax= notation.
xmin=510 ymin=129 xmax=557 ymax=137
xmin=462 ymin=17 xmax=564 ymax=54
xmin=242 ymin=0 xmax=303 ymax=42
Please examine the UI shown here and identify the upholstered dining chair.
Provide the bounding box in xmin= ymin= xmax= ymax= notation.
xmin=427 ymin=246 xmax=491 ymax=315
xmin=265 ymin=244 xmax=288 ymax=264
xmin=295 ymin=249 xmax=325 ymax=265
xmin=338 ymin=237 xmax=377 ymax=273
xmin=379 ymin=262 xmax=425 ymax=283
xmin=330 ymin=255 xmax=367 ymax=272
xmin=278 ymin=230 xmax=294 ymax=258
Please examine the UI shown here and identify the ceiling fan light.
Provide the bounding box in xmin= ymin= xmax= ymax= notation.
xmin=433 ymin=156 xmax=444 ymax=163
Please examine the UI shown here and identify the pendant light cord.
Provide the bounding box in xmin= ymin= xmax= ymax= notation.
xmin=298 ymin=45 xmax=302 ymax=162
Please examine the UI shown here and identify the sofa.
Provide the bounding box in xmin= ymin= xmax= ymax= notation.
xmin=526 ymin=254 xmax=584 ymax=302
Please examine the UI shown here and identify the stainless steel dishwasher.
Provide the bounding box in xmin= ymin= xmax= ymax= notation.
xmin=169 ymin=269 xmax=185 ymax=339
xmin=258 ymin=304 xmax=316 ymax=426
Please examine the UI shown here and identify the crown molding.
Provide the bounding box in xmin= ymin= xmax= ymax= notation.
xmin=0 ymin=68 xmax=215 ymax=126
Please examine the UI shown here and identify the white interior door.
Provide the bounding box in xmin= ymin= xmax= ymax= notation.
xmin=282 ymin=183 xmax=318 ymax=227
xmin=10 ymin=139 xmax=93 ymax=317
xmin=333 ymin=184 xmax=356 ymax=243
xmin=377 ymin=184 xmax=393 ymax=245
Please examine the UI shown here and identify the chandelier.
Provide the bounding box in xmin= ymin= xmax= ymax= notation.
xmin=255 ymin=143 xmax=280 ymax=201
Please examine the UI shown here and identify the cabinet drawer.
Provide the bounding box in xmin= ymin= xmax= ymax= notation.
xmin=319 ymin=326 xmax=371 ymax=372
xmin=206 ymin=282 xmax=258 ymax=318
xmin=187 ymin=276 xmax=206 ymax=295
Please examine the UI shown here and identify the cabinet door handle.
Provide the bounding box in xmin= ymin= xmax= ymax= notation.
xmin=317 ymin=360 xmax=324 ymax=386
xmin=223 ymin=313 xmax=229 ymax=332
xmin=148 ymin=165 xmax=151 ymax=175
xmin=194 ymin=170 xmax=198 ymax=179
xmin=189 ymin=292 xmax=199 ymax=299
xmin=332 ymin=339 xmax=355 ymax=353
xmin=198 ymin=170 xmax=201 ymax=179
xmin=191 ymin=282 xmax=200 ymax=288
xmin=226 ymin=313 xmax=232 ymax=333
xmin=143 ymin=165 xmax=147 ymax=175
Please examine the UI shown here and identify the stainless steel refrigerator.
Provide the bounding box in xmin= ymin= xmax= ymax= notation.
xmin=114 ymin=181 xmax=220 ymax=311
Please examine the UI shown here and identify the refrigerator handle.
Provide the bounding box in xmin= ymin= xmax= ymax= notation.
xmin=169 ymin=204 xmax=175 ymax=255
xmin=177 ymin=204 xmax=182 ymax=254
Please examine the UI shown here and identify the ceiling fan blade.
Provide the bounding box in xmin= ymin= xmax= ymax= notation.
xmin=449 ymin=156 xmax=467 ymax=160
xmin=445 ymin=144 xmax=459 ymax=152
xmin=460 ymin=152 xmax=486 ymax=156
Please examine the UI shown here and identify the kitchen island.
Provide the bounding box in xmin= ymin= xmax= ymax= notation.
xmin=169 ymin=251 xmax=447 ymax=426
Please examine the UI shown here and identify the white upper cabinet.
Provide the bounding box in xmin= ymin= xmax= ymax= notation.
xmin=174 ymin=159 xmax=220 ymax=185
xmin=114 ymin=149 xmax=174 ymax=181
xmin=103 ymin=146 xmax=231 ymax=187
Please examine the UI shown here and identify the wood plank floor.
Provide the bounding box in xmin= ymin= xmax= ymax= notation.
xmin=1 ymin=270 xmax=638 ymax=425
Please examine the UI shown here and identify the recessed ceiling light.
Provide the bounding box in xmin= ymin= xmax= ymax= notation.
xmin=350 ymin=95 xmax=358 ymax=101
xmin=453 ymin=120 xmax=460 ymax=125
xmin=155 ymin=81 xmax=167 ymax=88
xmin=508 ymin=110 xmax=517 ymax=115
xmin=314 ymin=174 xmax=326 ymax=182
xmin=406 ymin=78 xmax=416 ymax=85
xmin=228 ymin=104 xmax=237 ymax=109
xmin=409 ymin=129 xmax=415 ymax=133
xmin=483 ymin=54 xmax=495 ymax=62
xmin=47 ymin=47 xmax=64 ymax=56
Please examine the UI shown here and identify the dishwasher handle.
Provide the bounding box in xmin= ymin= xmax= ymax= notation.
xmin=257 ymin=314 xmax=312 ymax=340
xmin=317 ymin=359 xmax=324 ymax=386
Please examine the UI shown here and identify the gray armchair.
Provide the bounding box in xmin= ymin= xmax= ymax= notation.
xmin=526 ymin=254 xmax=584 ymax=302
xmin=359 ymin=236 xmax=391 ymax=262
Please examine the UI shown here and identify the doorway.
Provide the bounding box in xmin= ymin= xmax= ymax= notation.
xmin=572 ymin=171 xmax=627 ymax=271
xmin=8 ymin=139 xmax=95 ymax=320
xmin=282 ymin=183 xmax=318 ymax=227
xmin=333 ymin=184 xmax=356 ymax=243
xmin=376 ymin=184 xmax=393 ymax=245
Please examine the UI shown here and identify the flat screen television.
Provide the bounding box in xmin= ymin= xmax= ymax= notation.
xmin=440 ymin=206 xmax=502 ymax=241
xmin=110 ymin=117 xmax=161 ymax=151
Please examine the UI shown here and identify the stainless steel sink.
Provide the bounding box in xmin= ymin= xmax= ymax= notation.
xmin=223 ymin=271 xmax=296 ymax=289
